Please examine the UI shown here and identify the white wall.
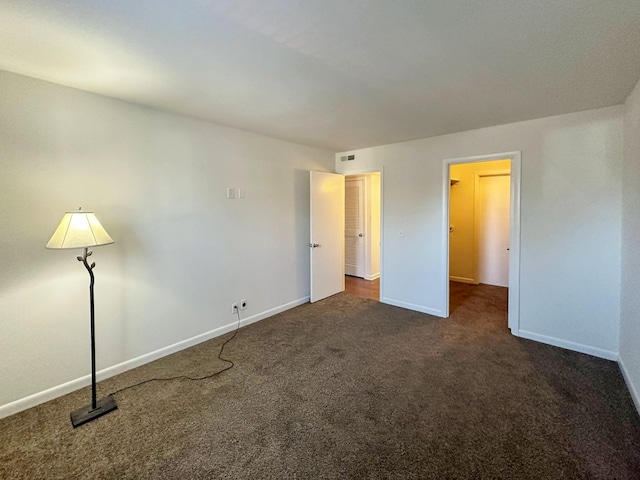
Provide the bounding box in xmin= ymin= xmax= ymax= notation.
xmin=620 ymin=77 xmax=640 ymax=413
xmin=449 ymin=160 xmax=511 ymax=283
xmin=336 ymin=106 xmax=623 ymax=359
xmin=0 ymin=70 xmax=334 ymax=414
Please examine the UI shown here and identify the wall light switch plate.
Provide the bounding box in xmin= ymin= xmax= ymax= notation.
xmin=238 ymin=188 xmax=245 ymax=198
xmin=227 ymin=188 xmax=235 ymax=199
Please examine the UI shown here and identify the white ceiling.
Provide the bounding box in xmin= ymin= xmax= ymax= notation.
xmin=1 ymin=0 xmax=640 ymax=152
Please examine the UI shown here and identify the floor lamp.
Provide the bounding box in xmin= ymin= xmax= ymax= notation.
xmin=46 ymin=208 xmax=117 ymax=428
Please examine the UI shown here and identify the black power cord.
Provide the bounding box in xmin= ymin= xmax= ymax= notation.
xmin=108 ymin=308 xmax=242 ymax=397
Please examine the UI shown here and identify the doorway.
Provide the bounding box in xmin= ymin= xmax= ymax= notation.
xmin=443 ymin=152 xmax=521 ymax=334
xmin=309 ymin=169 xmax=384 ymax=304
xmin=345 ymin=173 xmax=381 ymax=301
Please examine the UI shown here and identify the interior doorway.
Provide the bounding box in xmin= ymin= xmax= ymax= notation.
xmin=344 ymin=173 xmax=381 ymax=301
xmin=448 ymin=161 xmax=510 ymax=327
xmin=443 ymin=151 xmax=521 ymax=334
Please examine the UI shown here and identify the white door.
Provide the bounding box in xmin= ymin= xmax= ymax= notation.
xmin=478 ymin=174 xmax=510 ymax=287
xmin=310 ymin=171 xmax=345 ymax=302
xmin=345 ymin=177 xmax=365 ymax=278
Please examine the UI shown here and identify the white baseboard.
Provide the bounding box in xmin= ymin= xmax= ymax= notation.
xmin=0 ymin=296 xmax=310 ymax=420
xmin=619 ymin=355 xmax=640 ymax=417
xmin=381 ymin=297 xmax=444 ymax=317
xmin=364 ymin=273 xmax=380 ymax=281
xmin=449 ymin=276 xmax=477 ymax=284
xmin=517 ymin=329 xmax=618 ymax=361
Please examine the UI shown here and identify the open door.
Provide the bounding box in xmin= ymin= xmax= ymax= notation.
xmin=310 ymin=171 xmax=345 ymax=302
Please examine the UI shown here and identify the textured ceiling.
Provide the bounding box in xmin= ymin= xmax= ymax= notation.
xmin=1 ymin=0 xmax=640 ymax=151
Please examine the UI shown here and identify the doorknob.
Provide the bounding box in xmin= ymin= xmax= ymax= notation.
xmin=309 ymin=243 xmax=320 ymax=248
xmin=358 ymin=233 xmax=363 ymax=237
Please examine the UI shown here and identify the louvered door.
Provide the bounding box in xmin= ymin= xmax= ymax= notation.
xmin=345 ymin=177 xmax=364 ymax=277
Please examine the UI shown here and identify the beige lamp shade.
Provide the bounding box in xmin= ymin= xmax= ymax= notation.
xmin=46 ymin=210 xmax=114 ymax=249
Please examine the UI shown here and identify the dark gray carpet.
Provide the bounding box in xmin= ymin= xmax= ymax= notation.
xmin=2 ymin=284 xmax=639 ymax=479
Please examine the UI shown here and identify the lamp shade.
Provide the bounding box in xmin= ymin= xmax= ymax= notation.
xmin=46 ymin=210 xmax=114 ymax=249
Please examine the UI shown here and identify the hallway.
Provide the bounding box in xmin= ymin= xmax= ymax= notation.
xmin=344 ymin=276 xmax=380 ymax=301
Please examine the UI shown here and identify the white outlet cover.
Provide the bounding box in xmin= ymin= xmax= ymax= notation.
xmin=227 ymin=188 xmax=235 ymax=199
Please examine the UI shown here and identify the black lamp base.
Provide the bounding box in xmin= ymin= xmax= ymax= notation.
xmin=71 ymin=395 xmax=117 ymax=428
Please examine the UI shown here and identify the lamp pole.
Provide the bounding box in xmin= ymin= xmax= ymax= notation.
xmin=69 ymin=246 xmax=117 ymax=427
xmin=78 ymin=247 xmax=97 ymax=410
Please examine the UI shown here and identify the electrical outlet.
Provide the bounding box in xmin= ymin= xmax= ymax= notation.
xmin=231 ymin=303 xmax=238 ymax=313
xmin=240 ymin=299 xmax=247 ymax=310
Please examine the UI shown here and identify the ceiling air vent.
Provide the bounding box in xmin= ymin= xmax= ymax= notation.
xmin=341 ymin=154 xmax=356 ymax=162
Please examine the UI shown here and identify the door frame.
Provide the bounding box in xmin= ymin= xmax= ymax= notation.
xmin=442 ymin=152 xmax=521 ymax=335
xmin=341 ymin=168 xmax=384 ymax=301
